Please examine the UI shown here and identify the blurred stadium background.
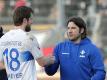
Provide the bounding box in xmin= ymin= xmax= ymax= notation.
xmin=0 ymin=0 xmax=107 ymax=79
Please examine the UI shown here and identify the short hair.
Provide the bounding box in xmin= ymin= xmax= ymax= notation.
xmin=13 ymin=6 xmax=33 ymax=26
xmin=67 ymin=16 xmax=87 ymax=39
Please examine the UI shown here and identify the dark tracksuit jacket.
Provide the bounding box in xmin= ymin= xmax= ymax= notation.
xmin=45 ymin=38 xmax=106 ymax=80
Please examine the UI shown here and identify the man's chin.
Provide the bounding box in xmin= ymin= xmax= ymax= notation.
xmin=69 ymin=36 xmax=81 ymax=42
xmin=69 ymin=37 xmax=77 ymax=41
xmin=68 ymin=37 xmax=73 ymax=40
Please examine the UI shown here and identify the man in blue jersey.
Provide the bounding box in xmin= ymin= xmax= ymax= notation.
xmin=45 ymin=17 xmax=106 ymax=80
xmin=0 ymin=6 xmax=55 ymax=80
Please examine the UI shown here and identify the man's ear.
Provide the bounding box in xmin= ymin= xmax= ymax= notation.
xmin=23 ymin=18 xmax=27 ymax=24
xmin=80 ymin=28 xmax=84 ymax=34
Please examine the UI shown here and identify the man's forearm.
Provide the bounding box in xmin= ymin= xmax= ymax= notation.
xmin=36 ymin=56 xmax=55 ymax=67
xmin=43 ymin=56 xmax=55 ymax=66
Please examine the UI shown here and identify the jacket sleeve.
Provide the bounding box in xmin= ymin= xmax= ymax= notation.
xmin=45 ymin=45 xmax=60 ymax=76
xmin=90 ymin=46 xmax=106 ymax=80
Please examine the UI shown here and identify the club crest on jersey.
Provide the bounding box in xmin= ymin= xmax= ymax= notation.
xmin=79 ymin=50 xmax=86 ymax=58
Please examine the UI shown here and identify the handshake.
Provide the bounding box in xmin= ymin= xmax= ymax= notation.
xmin=37 ymin=55 xmax=56 ymax=67
xmin=44 ymin=55 xmax=55 ymax=66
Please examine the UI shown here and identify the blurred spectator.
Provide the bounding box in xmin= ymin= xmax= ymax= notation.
xmin=15 ymin=0 xmax=26 ymax=9
xmin=0 ymin=26 xmax=8 ymax=80
xmin=0 ymin=0 xmax=5 ymax=15
xmin=0 ymin=27 xmax=4 ymax=37
xmin=97 ymin=0 xmax=107 ymax=13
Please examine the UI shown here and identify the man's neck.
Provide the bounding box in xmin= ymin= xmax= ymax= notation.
xmin=14 ymin=25 xmax=25 ymax=31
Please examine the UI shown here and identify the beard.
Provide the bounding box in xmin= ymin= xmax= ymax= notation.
xmin=25 ymin=25 xmax=31 ymax=32
xmin=70 ymin=34 xmax=81 ymax=42
xmin=67 ymin=33 xmax=81 ymax=42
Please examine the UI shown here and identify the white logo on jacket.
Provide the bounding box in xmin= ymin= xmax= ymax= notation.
xmin=62 ymin=53 xmax=70 ymax=55
xmin=79 ymin=50 xmax=86 ymax=58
